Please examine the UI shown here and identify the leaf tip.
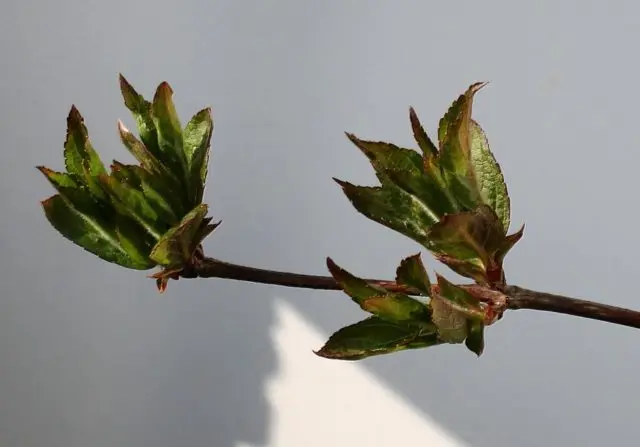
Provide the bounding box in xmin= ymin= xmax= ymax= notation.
xmin=154 ymin=81 xmax=174 ymax=102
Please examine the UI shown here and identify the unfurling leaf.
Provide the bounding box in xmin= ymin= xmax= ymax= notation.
xmin=327 ymin=258 xmax=431 ymax=326
xmin=431 ymin=275 xmax=484 ymax=346
xmin=395 ymin=253 xmax=431 ymax=296
xmin=149 ymin=204 xmax=211 ymax=268
xmin=427 ymin=205 xmax=511 ymax=284
xmin=315 ymin=316 xmax=441 ymax=361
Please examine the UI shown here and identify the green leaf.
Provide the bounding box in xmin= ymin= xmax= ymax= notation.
xmin=117 ymin=120 xmax=180 ymax=185
xmin=334 ymin=178 xmax=434 ymax=247
xmin=437 ymin=82 xmax=486 ymax=168
xmin=99 ymin=172 xmax=165 ymax=240
xmin=426 ymin=205 xmax=507 ymax=284
xmin=63 ymin=106 xmax=108 ymax=201
xmin=327 ymin=258 xmax=431 ymax=326
xmin=346 ymin=133 xmax=425 ymax=176
xmin=119 ymin=74 xmax=161 ymax=160
xmin=151 ymin=82 xmax=188 ymax=182
xmin=383 ymin=168 xmax=460 ymax=217
xmin=149 ymin=204 xmax=209 ymax=267
xmin=395 ymin=253 xmax=431 ymax=296
xmin=41 ymin=194 xmax=153 ymax=270
xmin=183 ymin=108 xmax=213 ymax=205
xmin=465 ymin=319 xmax=485 ymax=356
xmin=38 ymin=166 xmax=110 ymax=218
xmin=435 ymin=274 xmax=484 ymax=319
xmin=469 ymin=119 xmax=510 ymax=231
xmin=409 ymin=107 xmax=438 ymax=158
xmin=114 ymin=213 xmax=156 ymax=268
xmin=109 ymin=162 xmax=180 ymax=226
xmin=315 ymin=316 xmax=440 ymax=361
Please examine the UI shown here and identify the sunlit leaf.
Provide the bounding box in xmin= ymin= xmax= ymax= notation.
xmin=469 ymin=119 xmax=510 ymax=231
xmin=183 ymin=108 xmax=213 ymax=205
xmin=152 ymin=82 xmax=188 ymax=182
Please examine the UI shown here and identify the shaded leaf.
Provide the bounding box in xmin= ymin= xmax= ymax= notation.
xmin=395 ymin=253 xmax=431 ymax=296
xmin=183 ymin=108 xmax=213 ymax=205
xmin=431 ymin=275 xmax=484 ymax=344
xmin=429 ymin=295 xmax=469 ymax=344
xmin=327 ymin=258 xmax=431 ymax=325
xmin=149 ymin=204 xmax=209 ymax=267
xmin=315 ymin=316 xmax=440 ymax=361
xmin=114 ymin=213 xmax=156 ymax=268
xmin=99 ymin=173 xmax=164 ymax=240
xmin=435 ymin=274 xmax=484 ymax=319
xmin=426 ymin=205 xmax=507 ymax=284
xmin=469 ymin=119 xmax=510 ymax=231
xmin=110 ymin=162 xmax=180 ymax=226
xmin=465 ymin=319 xmax=485 ymax=356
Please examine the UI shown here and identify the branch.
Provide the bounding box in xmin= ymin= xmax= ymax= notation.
xmin=191 ymin=258 xmax=640 ymax=330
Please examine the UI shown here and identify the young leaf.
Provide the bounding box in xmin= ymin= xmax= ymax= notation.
xmin=334 ymin=178 xmax=434 ymax=247
xmin=110 ymin=162 xmax=180 ymax=226
xmin=465 ymin=319 xmax=485 ymax=356
xmin=114 ymin=213 xmax=156 ymax=268
xmin=426 ymin=205 xmax=507 ymax=284
xmin=149 ymin=204 xmax=210 ymax=267
xmin=429 ymin=295 xmax=469 ymax=344
xmin=469 ymin=119 xmax=510 ymax=231
xmin=315 ymin=316 xmax=440 ymax=361
xmin=409 ymin=107 xmax=438 ymax=158
xmin=41 ymin=194 xmax=153 ymax=270
xmin=117 ymin=120 xmax=180 ymax=185
xmin=152 ymin=82 xmax=188 ymax=183
xmin=435 ymin=274 xmax=484 ymax=320
xmin=63 ymin=106 xmax=108 ymax=201
xmin=327 ymin=258 xmax=431 ymax=325
xmin=395 ymin=253 xmax=431 ymax=296
xmin=99 ymin=173 xmax=164 ymax=240
xmin=183 ymin=108 xmax=213 ymax=205
xmin=119 ymin=74 xmax=161 ymax=160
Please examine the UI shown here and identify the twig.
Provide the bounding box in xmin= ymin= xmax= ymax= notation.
xmin=192 ymin=258 xmax=640 ymax=330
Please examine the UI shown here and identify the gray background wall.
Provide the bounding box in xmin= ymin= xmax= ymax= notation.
xmin=2 ymin=1 xmax=640 ymax=446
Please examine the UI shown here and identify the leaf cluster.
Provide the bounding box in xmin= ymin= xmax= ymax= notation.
xmin=39 ymin=76 xmax=218 ymax=291
xmin=319 ymin=84 xmax=524 ymax=359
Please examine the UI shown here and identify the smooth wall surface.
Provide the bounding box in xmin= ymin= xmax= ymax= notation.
xmin=2 ymin=1 xmax=640 ymax=446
